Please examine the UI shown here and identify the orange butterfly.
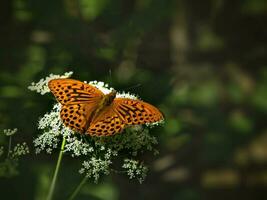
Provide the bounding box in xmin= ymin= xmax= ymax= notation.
xmin=48 ymin=79 xmax=163 ymax=136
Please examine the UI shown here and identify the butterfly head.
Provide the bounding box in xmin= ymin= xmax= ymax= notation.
xmin=103 ymin=89 xmax=117 ymax=106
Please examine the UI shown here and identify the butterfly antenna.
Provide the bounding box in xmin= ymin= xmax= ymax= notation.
xmin=123 ymin=83 xmax=142 ymax=91
xmin=107 ymin=68 xmax=114 ymax=87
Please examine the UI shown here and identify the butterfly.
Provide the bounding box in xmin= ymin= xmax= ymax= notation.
xmin=48 ymin=78 xmax=164 ymax=136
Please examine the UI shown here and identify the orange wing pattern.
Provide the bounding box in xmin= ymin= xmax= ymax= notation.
xmin=48 ymin=78 xmax=163 ymax=136
xmin=48 ymin=79 xmax=103 ymax=105
xmin=113 ymin=98 xmax=163 ymax=125
xmin=60 ymin=103 xmax=99 ymax=133
xmin=48 ymin=79 xmax=104 ymax=133
xmin=87 ymin=105 xmax=125 ymax=136
xmin=86 ymin=98 xmax=163 ymax=136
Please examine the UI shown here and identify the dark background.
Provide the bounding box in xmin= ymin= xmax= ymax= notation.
xmin=1 ymin=0 xmax=267 ymax=199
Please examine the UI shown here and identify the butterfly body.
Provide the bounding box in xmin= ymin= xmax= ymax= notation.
xmin=86 ymin=90 xmax=117 ymax=130
xmin=94 ymin=90 xmax=116 ymax=116
xmin=48 ymin=79 xmax=163 ymax=136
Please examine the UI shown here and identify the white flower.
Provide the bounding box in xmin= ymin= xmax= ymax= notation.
xmin=0 ymin=129 xmax=30 ymax=177
xmin=28 ymin=71 xmax=73 ymax=95
xmin=146 ymin=119 xmax=165 ymax=128
xmin=94 ymin=126 xmax=159 ymax=156
xmin=0 ymin=146 xmax=4 ymax=157
xmin=33 ymin=130 xmax=60 ymax=154
xmin=89 ymin=81 xmax=114 ymax=95
xmin=64 ymin=137 xmax=94 ymax=157
xmin=10 ymin=143 xmax=30 ymax=159
xmin=116 ymin=91 xmax=139 ymax=100
xmin=79 ymin=156 xmax=112 ymax=183
xmin=88 ymin=80 xmax=139 ymax=100
xmin=3 ymin=128 xmax=18 ymax=136
xmin=122 ymin=159 xmax=148 ymax=183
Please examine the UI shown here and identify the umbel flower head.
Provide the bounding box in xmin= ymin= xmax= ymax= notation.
xmin=30 ymin=72 xmax=164 ymax=183
xmin=0 ymin=128 xmax=30 ymax=177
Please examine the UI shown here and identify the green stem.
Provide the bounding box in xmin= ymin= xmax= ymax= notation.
xmin=46 ymin=136 xmax=66 ymax=200
xmin=68 ymin=176 xmax=88 ymax=200
xmin=7 ymin=136 xmax=12 ymax=158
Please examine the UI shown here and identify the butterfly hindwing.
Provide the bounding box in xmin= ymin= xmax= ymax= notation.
xmin=87 ymin=115 xmax=125 ymax=136
xmin=48 ymin=79 xmax=103 ymax=105
xmin=60 ymin=104 xmax=89 ymax=133
xmin=113 ymin=98 xmax=163 ymax=125
xmin=87 ymin=106 xmax=125 ymax=136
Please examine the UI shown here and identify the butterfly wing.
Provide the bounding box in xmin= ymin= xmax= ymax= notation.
xmin=87 ymin=105 xmax=125 ymax=136
xmin=87 ymin=98 xmax=163 ymax=136
xmin=49 ymin=78 xmax=104 ymax=133
xmin=48 ymin=78 xmax=104 ymax=105
xmin=60 ymin=104 xmax=98 ymax=133
xmin=113 ymin=98 xmax=164 ymax=125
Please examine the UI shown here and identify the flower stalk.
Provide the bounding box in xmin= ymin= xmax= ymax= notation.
xmin=7 ymin=136 xmax=12 ymax=158
xmin=46 ymin=137 xmax=66 ymax=200
xmin=68 ymin=176 xmax=88 ymax=200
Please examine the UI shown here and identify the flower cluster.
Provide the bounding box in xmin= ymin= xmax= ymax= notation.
xmin=9 ymin=143 xmax=30 ymax=160
xmin=79 ymin=149 xmax=117 ymax=183
xmin=33 ymin=103 xmax=62 ymax=154
xmin=28 ymin=71 xmax=73 ymax=95
xmin=122 ymin=159 xmax=148 ymax=183
xmin=3 ymin=128 xmax=18 ymax=136
xmin=64 ymin=137 xmax=93 ymax=157
xmin=0 ymin=129 xmax=30 ymax=177
xmin=94 ymin=126 xmax=159 ymax=156
xmin=30 ymin=72 xmax=164 ymax=183
xmin=0 ymin=146 xmax=4 ymax=157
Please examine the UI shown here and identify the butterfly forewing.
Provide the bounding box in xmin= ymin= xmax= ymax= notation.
xmin=48 ymin=79 xmax=103 ymax=105
xmin=48 ymin=78 xmax=105 ymax=133
xmin=113 ymin=98 xmax=163 ymax=125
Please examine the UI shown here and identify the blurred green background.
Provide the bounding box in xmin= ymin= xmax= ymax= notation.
xmin=1 ymin=0 xmax=267 ymax=199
